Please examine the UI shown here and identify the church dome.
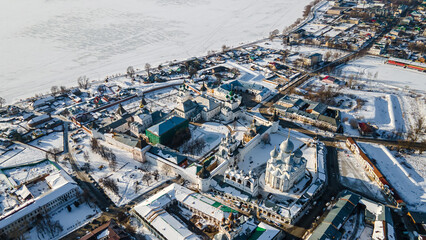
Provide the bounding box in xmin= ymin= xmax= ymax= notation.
xmin=293 ymin=154 xmax=300 ymax=164
xmin=294 ymin=148 xmax=303 ymax=158
xmin=280 ymin=138 xmax=294 ymax=154
xmin=270 ymin=146 xmax=279 ymax=158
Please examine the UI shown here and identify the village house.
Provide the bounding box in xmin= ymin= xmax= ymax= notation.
xmin=274 ymin=95 xmax=342 ymax=132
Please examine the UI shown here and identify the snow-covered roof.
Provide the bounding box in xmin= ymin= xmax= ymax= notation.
xmin=0 ymin=170 xmax=78 ymax=229
xmin=133 ymin=184 xmax=202 ymax=240
xmin=254 ymin=222 xmax=281 ymax=240
xmin=150 ymin=210 xmax=200 ymax=240
xmin=176 ymin=191 xmax=225 ymax=222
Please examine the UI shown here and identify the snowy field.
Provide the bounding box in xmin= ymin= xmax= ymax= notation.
xmin=0 ymin=144 xmax=46 ymax=168
xmin=0 ymin=0 xmax=311 ymax=104
xmin=28 ymin=132 xmax=64 ymax=152
xmin=359 ymin=143 xmax=426 ymax=212
xmin=72 ymin=133 xmax=171 ymax=206
xmin=336 ymin=56 xmax=426 ymax=94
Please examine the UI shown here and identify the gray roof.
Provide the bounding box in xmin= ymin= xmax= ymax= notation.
xmin=309 ymin=191 xmax=360 ymax=240
xmin=193 ymin=96 xmax=219 ymax=111
xmin=310 ymin=103 xmax=328 ymax=115
xmin=149 ymin=146 xmax=187 ymax=165
xmin=175 ymin=100 xmax=197 ymax=113
xmin=111 ymin=133 xmax=146 ymax=148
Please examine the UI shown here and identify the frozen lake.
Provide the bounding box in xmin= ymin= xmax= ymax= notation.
xmin=0 ymin=0 xmax=310 ymax=103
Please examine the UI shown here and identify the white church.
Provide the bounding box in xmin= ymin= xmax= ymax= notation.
xmin=265 ymin=135 xmax=307 ymax=192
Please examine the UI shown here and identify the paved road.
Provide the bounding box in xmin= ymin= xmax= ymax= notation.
xmin=63 ymin=122 xmax=69 ymax=154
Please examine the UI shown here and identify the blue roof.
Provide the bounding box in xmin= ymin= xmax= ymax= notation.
xmin=147 ymin=116 xmax=187 ymax=136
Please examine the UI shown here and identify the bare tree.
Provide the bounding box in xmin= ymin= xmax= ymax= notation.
xmin=82 ymin=162 xmax=92 ymax=172
xmin=35 ymin=214 xmax=63 ymax=239
xmin=127 ymin=66 xmax=135 ymax=79
xmin=83 ymin=151 xmax=90 ymax=162
xmin=188 ymin=66 xmax=198 ymax=79
xmin=145 ymin=63 xmax=151 ymax=77
xmin=152 ymin=170 xmax=160 ymax=181
xmin=51 ymin=86 xmax=59 ymax=95
xmin=101 ymin=177 xmax=119 ymax=194
xmin=182 ymin=138 xmax=206 ymax=155
xmin=133 ymin=181 xmax=140 ymax=193
xmin=161 ymin=164 xmax=173 ymax=176
xmin=269 ymin=29 xmax=280 ymax=41
xmin=77 ymin=76 xmax=90 ymax=89
xmin=324 ymin=51 xmax=332 ymax=62
xmin=109 ymin=154 xmax=117 ymax=172
xmin=142 ymin=173 xmax=151 ymax=186
xmin=222 ymin=44 xmax=229 ymax=53
xmin=60 ymin=86 xmax=67 ymax=93
xmin=261 ymin=133 xmax=271 ymax=145
xmin=0 ymin=97 xmax=5 ymax=108
xmin=90 ymin=137 xmax=99 ymax=152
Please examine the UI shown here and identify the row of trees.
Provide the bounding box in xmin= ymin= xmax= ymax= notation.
xmin=127 ymin=63 xmax=152 ymax=79
xmin=90 ymin=138 xmax=117 ymax=171
xmin=100 ymin=177 xmax=119 ymax=195
xmin=49 ymin=85 xmax=69 ymax=96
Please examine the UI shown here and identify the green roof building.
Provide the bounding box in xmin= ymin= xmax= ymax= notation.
xmin=145 ymin=116 xmax=189 ymax=145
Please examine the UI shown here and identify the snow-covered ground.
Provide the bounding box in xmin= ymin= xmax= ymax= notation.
xmin=336 ymin=55 xmax=426 ymax=94
xmin=359 ymin=142 xmax=426 ymax=212
xmin=0 ymin=0 xmax=312 ymax=104
xmin=0 ymin=144 xmax=46 ymax=168
xmin=301 ymin=66 xmax=425 ymax=138
xmin=338 ymin=143 xmax=386 ymax=202
xmin=183 ymin=122 xmax=229 ymax=158
xmin=28 ymin=132 xmax=64 ymax=152
xmin=24 ymin=202 xmax=100 ymax=240
xmin=72 ymin=132 xmax=171 ymax=206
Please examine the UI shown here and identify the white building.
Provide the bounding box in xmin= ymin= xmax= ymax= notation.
xmin=175 ymin=84 xmax=221 ymax=122
xmin=132 ymin=183 xmax=280 ymax=240
xmin=224 ymin=169 xmax=259 ymax=197
xmin=264 ymin=136 xmax=307 ymax=192
xmin=130 ymin=109 xmax=153 ymax=137
xmin=215 ymin=132 xmax=240 ymax=166
xmin=0 ymin=160 xmax=80 ymax=236
xmin=221 ymin=92 xmax=242 ymax=123
xmin=193 ymin=96 xmax=220 ymax=121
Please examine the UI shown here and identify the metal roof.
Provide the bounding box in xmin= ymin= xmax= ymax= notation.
xmin=147 ymin=116 xmax=187 ymax=136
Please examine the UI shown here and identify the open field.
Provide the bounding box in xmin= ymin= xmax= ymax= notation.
xmin=0 ymin=0 xmax=311 ymax=103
